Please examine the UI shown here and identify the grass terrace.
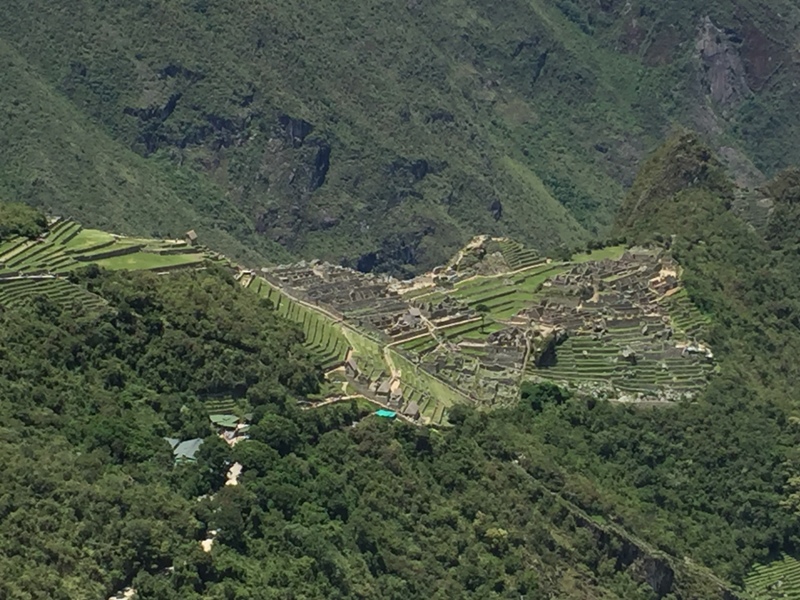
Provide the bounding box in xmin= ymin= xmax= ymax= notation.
xmin=0 ymin=219 xmax=208 ymax=276
xmin=745 ymin=554 xmax=800 ymax=599
xmin=91 ymin=252 xmax=205 ymax=271
xmin=397 ymin=332 xmax=436 ymax=353
xmin=0 ymin=277 xmax=107 ymax=312
xmin=63 ymin=228 xmax=116 ymax=251
xmin=255 ymin=277 xmax=350 ymax=371
xmin=571 ymin=245 xmax=627 ymax=263
xmin=345 ymin=328 xmax=387 ymax=381
xmin=526 ymin=331 xmax=713 ymax=395
xmin=660 ymin=289 xmax=711 ymax=340
xmin=497 ymin=239 xmax=544 ymax=271
xmin=0 ymin=218 xmax=212 ymax=314
xmin=202 ymin=397 xmax=239 ymax=416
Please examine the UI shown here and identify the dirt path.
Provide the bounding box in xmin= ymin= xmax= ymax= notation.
xmin=0 ymin=274 xmax=57 ymax=280
xmin=383 ymin=345 xmax=400 ymax=379
xmin=304 ymin=391 xmax=419 ymax=425
xmin=225 ymin=462 xmax=242 ymax=486
xmin=301 ymin=394 xmax=365 ymax=410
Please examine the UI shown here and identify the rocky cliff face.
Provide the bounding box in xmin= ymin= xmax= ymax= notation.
xmin=696 ymin=16 xmax=751 ymax=113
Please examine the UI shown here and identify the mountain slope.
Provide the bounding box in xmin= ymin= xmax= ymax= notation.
xmin=0 ymin=39 xmax=290 ymax=265
xmin=5 ymin=127 xmax=800 ymax=598
xmin=1 ymin=0 xmax=799 ymax=274
xmin=0 ymin=261 xmax=738 ymax=600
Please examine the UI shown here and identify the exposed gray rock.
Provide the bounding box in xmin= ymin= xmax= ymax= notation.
xmin=696 ymin=16 xmax=751 ymax=112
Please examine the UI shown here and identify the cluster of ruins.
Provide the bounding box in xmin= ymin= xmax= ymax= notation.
xmin=262 ymin=243 xmax=715 ymax=415
xmin=411 ymin=247 xmax=713 ymax=405
xmin=262 ymin=260 xmax=475 ymax=341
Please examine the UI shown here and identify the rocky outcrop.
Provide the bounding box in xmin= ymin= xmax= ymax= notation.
xmin=532 ymin=327 xmax=567 ymax=367
xmin=123 ymin=92 xmax=182 ymax=123
xmin=309 ymin=141 xmax=331 ymax=191
xmin=158 ymin=63 xmax=204 ymax=83
xmin=425 ymin=109 xmax=454 ymax=124
xmin=279 ymin=114 xmax=314 ymax=148
xmin=490 ymin=198 xmax=503 ymax=221
xmin=388 ymin=158 xmax=433 ymax=183
xmin=739 ymin=20 xmax=784 ymax=91
xmin=696 ymin=17 xmax=751 ymax=112
xmin=124 ymin=94 xmax=256 ymax=155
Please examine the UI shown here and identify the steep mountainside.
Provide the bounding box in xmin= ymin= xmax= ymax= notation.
xmin=1 ymin=0 xmax=799 ymax=274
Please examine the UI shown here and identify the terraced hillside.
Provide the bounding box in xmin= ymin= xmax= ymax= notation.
xmin=247 ymin=275 xmax=350 ymax=372
xmin=745 ymin=555 xmax=800 ymax=599
xmin=0 ymin=217 xmax=213 ymax=312
xmin=245 ymin=237 xmax=715 ymax=424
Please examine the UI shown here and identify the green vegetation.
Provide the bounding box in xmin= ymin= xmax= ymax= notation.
xmin=7 ymin=133 xmax=800 ymax=599
xmin=608 ymin=132 xmax=800 ymax=585
xmin=0 ymin=266 xmax=322 ymax=599
xmin=745 ymin=555 xmax=800 ymax=599
xmin=255 ymin=278 xmax=350 ymax=370
xmin=0 ymin=277 xmax=108 ymax=312
xmin=0 ymin=201 xmax=46 ymax=241
xmin=2 ymin=1 xmax=799 ymax=273
xmin=0 ymin=264 xmax=717 ymax=600
xmin=2 ymin=0 xmax=800 ymax=592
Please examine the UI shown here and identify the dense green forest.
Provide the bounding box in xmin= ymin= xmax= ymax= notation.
xmin=0 ymin=201 xmax=46 ymax=241
xmin=0 ymin=265 xmax=671 ymax=599
xmin=1 ymin=0 xmax=799 ymax=273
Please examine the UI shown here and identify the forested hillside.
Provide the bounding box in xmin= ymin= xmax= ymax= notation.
xmin=1 ymin=0 xmax=799 ymax=273
xmin=0 ymin=264 xmax=711 ymax=600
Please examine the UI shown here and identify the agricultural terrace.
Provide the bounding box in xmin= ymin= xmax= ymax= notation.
xmin=0 ymin=220 xmax=717 ymax=421
xmin=0 ymin=217 xmax=213 ymax=313
xmin=247 ymin=237 xmax=715 ymax=421
xmin=247 ymin=276 xmax=350 ymax=371
xmin=745 ymin=554 xmax=800 ymax=599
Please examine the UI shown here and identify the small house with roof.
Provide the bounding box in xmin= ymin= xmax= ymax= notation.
xmin=210 ymin=414 xmax=239 ymax=430
xmin=376 ymin=379 xmax=392 ymax=399
xmin=345 ymin=356 xmax=360 ymax=378
xmin=402 ymin=401 xmax=421 ymax=420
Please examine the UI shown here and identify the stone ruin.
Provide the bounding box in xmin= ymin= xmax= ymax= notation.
xmin=263 ymin=260 xmax=471 ymax=341
xmin=412 ymin=247 xmax=714 ymax=406
xmin=264 ymin=244 xmax=713 ymax=410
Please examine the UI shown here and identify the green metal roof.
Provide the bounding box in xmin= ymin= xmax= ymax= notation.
xmin=166 ymin=438 xmax=204 ymax=462
xmin=210 ymin=414 xmax=239 ymax=428
xmin=375 ymin=409 xmax=396 ymax=418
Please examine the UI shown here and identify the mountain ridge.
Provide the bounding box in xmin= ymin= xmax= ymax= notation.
xmin=2 ymin=0 xmax=799 ymax=273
